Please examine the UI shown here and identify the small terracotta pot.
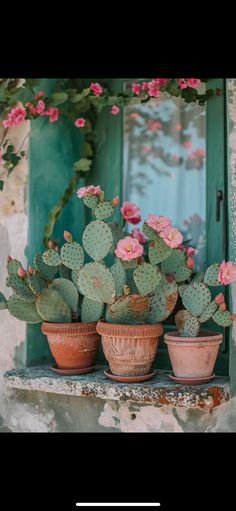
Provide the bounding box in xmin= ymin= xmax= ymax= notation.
xmin=41 ymin=321 xmax=100 ymax=370
xmin=164 ymin=330 xmax=222 ymax=378
xmin=97 ymin=320 xmax=163 ymax=376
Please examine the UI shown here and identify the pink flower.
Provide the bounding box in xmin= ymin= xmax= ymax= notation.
xmin=111 ymin=105 xmax=120 ymax=115
xmin=220 ymin=303 xmax=226 ymax=311
xmin=230 ymin=313 xmax=236 ymax=321
xmin=178 ymin=79 xmax=188 ymax=90
xmin=218 ymin=261 xmax=236 ymax=285
xmin=215 ymin=293 xmax=225 ymax=305
xmin=64 ymin=230 xmax=72 ymax=241
xmin=146 ymin=119 xmax=163 ymax=132
xmin=148 ymin=86 xmax=161 ymax=98
xmin=142 ymin=82 xmax=150 ymax=91
xmin=18 ymin=267 xmax=27 ymax=278
xmin=130 ymin=112 xmax=139 ymax=119
xmin=178 ymin=78 xmax=201 ymax=90
xmin=120 ymin=201 xmax=141 ymax=224
xmin=186 ymin=246 xmax=196 ymax=257
xmin=35 ymin=100 xmax=45 ymax=114
xmin=112 ymin=196 xmax=119 ymax=206
xmin=186 ymin=257 xmax=195 ymax=269
xmin=3 ymin=107 xmax=26 ymax=128
xmin=48 ymin=240 xmax=54 ymax=249
xmin=77 ymin=185 xmax=102 ymax=198
xmin=159 ymin=227 xmax=183 ymax=248
xmin=115 ymin=236 xmax=144 ymax=261
xmin=35 ymin=91 xmax=45 ymax=100
xmin=146 ymin=214 xmax=172 ymax=233
xmin=183 ymin=141 xmax=192 ymax=148
xmin=194 ymin=147 xmax=205 ymax=157
xmin=74 ymin=117 xmax=86 ymax=128
xmin=131 ymin=228 xmax=147 ymax=245
xmin=132 ymin=83 xmax=141 ymax=95
xmin=43 ymin=107 xmax=59 ymax=122
xmin=55 ymin=246 xmax=60 ymax=253
xmin=26 ymin=102 xmax=36 ymax=115
xmin=90 ymin=82 xmax=103 ymax=96
xmin=175 ymin=123 xmax=182 ymax=131
xmin=28 ymin=266 xmax=34 ymax=275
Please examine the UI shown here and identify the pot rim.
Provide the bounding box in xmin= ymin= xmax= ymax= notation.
xmin=41 ymin=321 xmax=99 ymax=336
xmin=97 ymin=319 xmax=163 ymax=338
xmin=164 ymin=330 xmax=223 ymax=344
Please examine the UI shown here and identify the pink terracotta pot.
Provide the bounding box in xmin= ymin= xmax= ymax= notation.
xmin=164 ymin=330 xmax=222 ymax=378
xmin=97 ymin=320 xmax=163 ymax=376
xmin=41 ymin=321 xmax=100 ymax=370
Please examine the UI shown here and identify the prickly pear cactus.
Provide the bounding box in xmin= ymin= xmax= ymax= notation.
xmin=36 ymin=288 xmax=71 ymax=323
xmin=34 ymin=253 xmax=59 ymax=281
xmin=0 ymin=292 xmax=7 ymax=310
xmin=109 ymin=222 xmax=124 ymax=253
xmin=203 ymin=263 xmax=221 ymax=286
xmin=178 ymin=284 xmax=188 ymax=298
xmin=94 ymin=201 xmax=114 ymax=220
xmin=148 ymin=275 xmax=178 ymax=323
xmin=7 ymin=259 xmax=21 ymax=275
xmin=83 ymin=194 xmax=99 ymax=209
xmin=190 ymin=271 xmax=204 ymax=284
xmin=81 ymin=296 xmax=104 ymax=322
xmin=149 ymin=238 xmax=172 ymax=264
xmin=60 ymin=241 xmax=84 ymax=270
xmin=8 ymin=294 xmax=42 ymax=323
xmin=27 ymin=274 xmax=47 ymax=296
xmin=175 ymin=265 xmax=192 ymax=283
xmin=7 ymin=275 xmax=35 ymax=302
xmin=175 ymin=309 xmax=200 ymax=337
xmin=121 ymin=259 xmax=138 ymax=270
xmin=50 ymin=278 xmax=78 ymax=311
xmin=110 ymin=259 xmax=127 ymax=296
xmin=78 ymin=262 xmax=115 ymax=303
xmin=212 ymin=309 xmax=232 ymax=327
xmin=142 ymin=222 xmax=159 ymax=240
xmin=182 ymin=282 xmax=211 ymax=317
xmin=43 ymin=249 xmax=61 ymax=266
xmin=83 ymin=220 xmax=113 ymax=261
xmin=133 ymin=263 xmax=162 ymax=296
xmin=199 ymin=301 xmax=218 ymax=323
xmin=106 ymin=294 xmax=149 ymax=324
xmin=60 ymin=265 xmax=71 ymax=280
xmin=126 ymin=269 xmax=139 ymax=294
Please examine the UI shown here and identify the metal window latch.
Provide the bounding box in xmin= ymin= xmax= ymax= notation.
xmin=216 ymin=189 xmax=223 ymax=222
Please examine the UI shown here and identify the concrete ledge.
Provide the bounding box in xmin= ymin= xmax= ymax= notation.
xmin=4 ymin=366 xmax=230 ymax=410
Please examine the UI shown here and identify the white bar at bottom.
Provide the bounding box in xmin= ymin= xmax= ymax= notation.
xmin=76 ymin=504 xmax=161 ymax=507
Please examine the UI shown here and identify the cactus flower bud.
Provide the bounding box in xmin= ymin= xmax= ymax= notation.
xmin=215 ymin=293 xmax=224 ymax=305
xmin=230 ymin=313 xmax=236 ymax=321
xmin=112 ymin=196 xmax=119 ymax=206
xmin=55 ymin=246 xmax=60 ymax=253
xmin=64 ymin=230 xmax=73 ymax=242
xmin=186 ymin=257 xmax=195 ymax=269
xmin=219 ymin=303 xmax=226 ymax=311
xmin=48 ymin=240 xmax=54 ymax=249
xmin=7 ymin=256 xmax=12 ymax=263
xmin=18 ymin=267 xmax=27 ymax=278
xmin=28 ymin=266 xmax=34 ymax=275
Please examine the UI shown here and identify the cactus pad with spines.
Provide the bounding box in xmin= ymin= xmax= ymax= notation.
xmin=50 ymin=278 xmax=78 ymax=311
xmin=199 ymin=301 xmax=218 ymax=323
xmin=8 ymin=294 xmax=42 ymax=323
xmin=60 ymin=265 xmax=71 ymax=280
xmin=8 ymin=275 xmax=35 ymax=302
xmin=0 ymin=292 xmax=7 ymax=310
xmin=190 ymin=271 xmax=204 ymax=284
xmin=81 ymin=296 xmax=104 ymax=322
xmin=78 ymin=262 xmax=115 ymax=303
xmin=148 ymin=275 xmax=178 ymax=323
xmin=109 ymin=223 xmax=124 ymax=252
xmin=27 ymin=274 xmax=47 ymax=296
xmin=175 ymin=310 xmax=200 ymax=337
xmin=133 ymin=263 xmax=162 ymax=296
xmin=175 ymin=265 xmax=192 ymax=283
xmin=34 ymin=253 xmax=59 ymax=281
xmin=161 ymin=249 xmax=185 ymax=274
xmin=110 ymin=259 xmax=127 ymax=296
xmin=36 ymin=288 xmax=71 ymax=323
xmin=106 ymin=294 xmax=149 ymax=324
xmin=182 ymin=282 xmax=211 ymax=316
xmin=7 ymin=259 xmax=21 ymax=275
xmin=142 ymin=222 xmax=159 ymax=240
xmin=203 ymin=263 xmax=221 ymax=286
xmin=43 ymin=249 xmax=61 ymax=266
xmin=212 ymin=309 xmax=232 ymax=327
xmin=178 ymin=284 xmax=188 ymax=297
xmin=60 ymin=241 xmax=84 ymax=270
xmin=94 ymin=201 xmax=114 ymax=220
xmin=121 ymin=259 xmax=138 ymax=270
xmin=83 ymin=194 xmax=99 ymax=209
xmin=149 ymin=238 xmax=172 ymax=264
xmin=83 ymin=220 xmax=113 ymax=261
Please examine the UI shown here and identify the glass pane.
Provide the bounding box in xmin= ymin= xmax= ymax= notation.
xmin=123 ymin=91 xmax=206 ymax=271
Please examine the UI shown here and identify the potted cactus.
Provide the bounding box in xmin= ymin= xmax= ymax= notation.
xmin=164 ymin=261 xmax=236 ymax=384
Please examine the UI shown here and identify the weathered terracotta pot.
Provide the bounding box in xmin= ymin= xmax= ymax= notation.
xmin=97 ymin=320 xmax=163 ymax=376
xmin=41 ymin=321 xmax=100 ymax=370
xmin=164 ymin=331 xmax=222 ymax=379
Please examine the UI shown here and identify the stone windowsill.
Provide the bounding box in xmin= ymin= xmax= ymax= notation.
xmin=4 ymin=365 xmax=230 ymax=410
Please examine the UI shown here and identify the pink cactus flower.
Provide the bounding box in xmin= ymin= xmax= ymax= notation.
xmin=35 ymin=91 xmax=45 ymax=100
xmin=35 ymin=100 xmax=45 ymax=114
xmin=218 ymin=261 xmax=236 ymax=285
xmin=48 ymin=240 xmax=54 ymax=249
xmin=28 ymin=266 xmax=34 ymax=275
xmin=230 ymin=313 xmax=236 ymax=321
xmin=111 ymin=105 xmax=120 ymax=115
xmin=115 ymin=236 xmax=144 ymax=261
xmin=3 ymin=107 xmax=26 ymax=128
xmin=159 ymin=227 xmax=183 ymax=248
xmin=74 ymin=117 xmax=86 ymax=128
xmin=131 ymin=228 xmax=147 ymax=245
xmin=130 ymin=112 xmax=139 ymax=119
xmin=186 ymin=257 xmax=195 ymax=269
xmin=220 ymin=303 xmax=226 ymax=311
xmin=215 ymin=293 xmax=225 ymax=305
xmin=64 ymin=230 xmax=72 ymax=241
xmin=90 ymin=83 xmax=103 ymax=96
xmin=55 ymin=246 xmax=60 ymax=253
xmin=18 ymin=267 xmax=27 ymax=278
xmin=43 ymin=107 xmax=59 ymax=123
xmin=146 ymin=214 xmax=172 ymax=233
xmin=112 ymin=196 xmax=119 ymax=206
xmin=120 ymin=201 xmax=141 ymax=224
xmin=77 ymin=185 xmax=102 ymax=198
xmin=186 ymin=246 xmax=196 ymax=257
xmin=132 ymin=83 xmax=141 ymax=95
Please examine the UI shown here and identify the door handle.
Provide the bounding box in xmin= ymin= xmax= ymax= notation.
xmin=216 ymin=189 xmax=223 ymax=222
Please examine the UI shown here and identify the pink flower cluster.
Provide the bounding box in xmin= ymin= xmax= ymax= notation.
xmin=187 ymin=147 xmax=205 ymax=160
xmin=3 ymin=107 xmax=26 ymax=128
xmin=120 ymin=202 xmax=141 ymax=225
xmin=146 ymin=119 xmax=163 ymax=132
xmin=218 ymin=261 xmax=236 ymax=285
xmin=131 ymin=79 xmax=169 ymax=98
xmin=25 ymin=91 xmax=59 ymax=123
xmin=74 ymin=117 xmax=86 ymax=128
xmin=77 ymin=185 xmax=102 ymax=198
xmin=90 ymin=83 xmax=103 ymax=96
xmin=146 ymin=214 xmax=183 ymax=249
xmin=178 ymin=79 xmax=201 ymax=90
xmin=131 ymin=228 xmax=147 ymax=245
xmin=115 ymin=236 xmax=144 ymax=261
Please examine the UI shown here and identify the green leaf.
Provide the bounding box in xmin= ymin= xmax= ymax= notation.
xmin=0 ymin=180 xmax=4 ymax=191
xmin=49 ymin=92 xmax=68 ymax=106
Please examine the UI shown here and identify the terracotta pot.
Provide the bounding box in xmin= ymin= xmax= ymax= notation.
xmin=97 ymin=320 xmax=163 ymax=376
xmin=164 ymin=330 xmax=222 ymax=378
xmin=41 ymin=321 xmax=100 ymax=370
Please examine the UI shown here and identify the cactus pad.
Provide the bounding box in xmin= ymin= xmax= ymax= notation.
xmin=83 ymin=194 xmax=99 ymax=209
xmin=142 ymin=222 xmax=159 ymax=240
xmin=121 ymin=259 xmax=138 ymax=270
xmin=0 ymin=292 xmax=7 ymax=310
xmin=60 ymin=241 xmax=84 ymax=270
xmin=133 ymin=263 xmax=162 ymax=296
xmin=8 ymin=275 xmax=35 ymax=302
xmin=204 ymin=263 xmax=221 ymax=286
xmin=199 ymin=301 xmax=218 ymax=323
xmin=8 ymin=294 xmax=42 ymax=323
xmin=81 ymin=296 xmax=104 ymax=322
xmin=182 ymin=282 xmax=211 ymax=316
xmin=212 ymin=309 xmax=232 ymax=327
xmin=78 ymin=262 xmax=115 ymax=303
xmin=27 ymin=274 xmax=47 ymax=296
xmin=149 ymin=238 xmax=172 ymax=264
xmin=109 ymin=222 xmax=124 ymax=252
xmin=110 ymin=259 xmax=127 ymax=296
xmin=178 ymin=284 xmax=188 ymax=297
xmin=36 ymin=288 xmax=71 ymax=323
xmin=34 ymin=253 xmax=59 ymax=281
xmin=43 ymin=249 xmax=61 ymax=266
xmin=94 ymin=201 xmax=114 ymax=220
xmin=175 ymin=310 xmax=200 ymax=337
xmin=7 ymin=259 xmax=21 ymax=275
xmin=148 ymin=275 xmax=178 ymax=323
xmin=175 ymin=265 xmax=192 ymax=283
xmin=60 ymin=265 xmax=71 ymax=280
xmin=161 ymin=249 xmax=185 ymax=274
xmin=106 ymin=294 xmax=149 ymax=324
xmin=190 ymin=271 xmax=204 ymax=284
xmin=50 ymin=278 xmax=78 ymax=311
xmin=83 ymin=220 xmax=113 ymax=261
